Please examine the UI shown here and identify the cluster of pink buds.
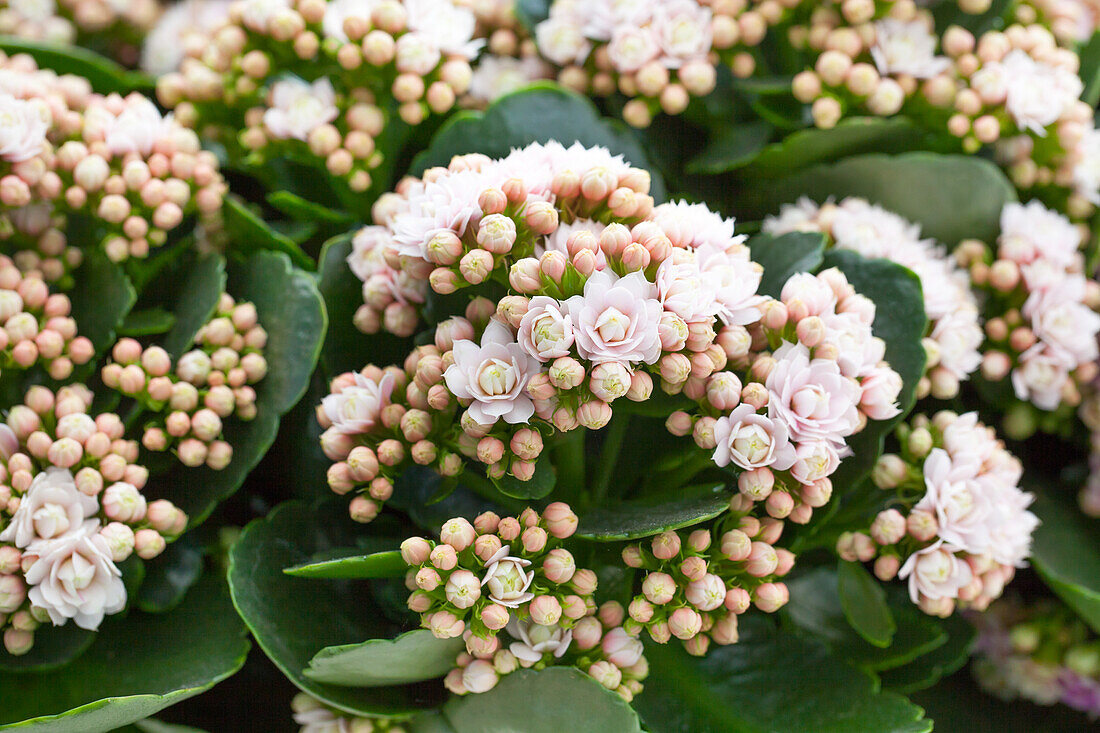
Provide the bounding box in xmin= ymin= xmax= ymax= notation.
xmin=463 ymin=0 xmax=553 ymax=107
xmin=0 ymin=256 xmax=94 ymax=380
xmin=532 ymin=0 xmax=786 ymax=127
xmin=0 ymin=384 xmax=185 ymax=655
xmin=671 ymin=266 xmax=902 ymax=526
xmin=765 ymin=196 xmax=983 ymax=400
xmin=1 ymin=203 xmax=84 ymax=285
xmin=844 ymin=410 xmax=1037 ymax=618
xmin=400 ymin=504 xmax=595 ymax=644
xmin=102 ymin=295 xmax=267 ymax=471
xmin=0 ymin=53 xmax=225 ymax=262
xmin=0 ymin=0 xmax=160 ymax=61
xmin=618 ymin=517 xmax=792 ymax=656
xmin=157 ymin=0 xmax=483 ymax=194
xmin=955 ymin=201 xmax=1100 ymax=423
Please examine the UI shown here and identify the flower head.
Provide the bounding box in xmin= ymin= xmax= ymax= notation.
xmin=445 ymin=320 xmax=540 ymax=425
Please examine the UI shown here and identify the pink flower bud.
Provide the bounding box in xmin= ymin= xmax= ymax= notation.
xmin=429 ymin=610 xmax=465 ymax=639
xmin=407 ymin=590 xmax=432 ymax=613
xmin=521 ymin=526 xmax=548 ymax=553
xmin=738 ymin=467 xmax=774 ymax=501
xmin=572 ymin=616 xmax=603 ymax=649
xmin=401 ymin=537 xmax=432 ymax=565
xmin=621 ymin=545 xmax=644 ymax=568
xmin=102 ymin=481 xmax=146 ymax=522
xmin=529 ymin=595 xmax=562 ymax=626
xmin=720 ymin=530 xmax=751 ymax=561
xmin=570 ymin=568 xmax=598 ymax=595
xmin=628 ymin=598 xmax=655 ymax=623
xmin=589 ymin=362 xmax=631 ymax=402
xmin=548 ymin=357 xmax=585 ymax=390
xmin=576 ymin=400 xmax=612 ymax=429
xmin=509 ymin=259 xmax=541 ymax=293
xmin=430 ymin=543 xmax=458 ymax=570
xmin=665 ymin=411 xmax=693 ymax=437
xmin=642 ymin=572 xmax=675 ymax=605
xmin=349 ymin=496 xmax=380 ymax=523
xmin=476 ymin=214 xmax=517 ymax=254
xmin=668 ymin=607 xmax=702 ymax=640
xmin=626 ymin=371 xmax=653 ymax=401
xmin=416 ymin=566 xmax=442 ymax=591
xmin=135 ymin=528 xmax=166 ymax=559
xmin=445 ymin=569 xmax=482 ymax=609
xmin=753 ymin=582 xmax=789 ymax=613
xmin=871 ymin=509 xmax=907 ymax=546
xmin=680 ymin=555 xmax=708 ymax=582
xmin=462 ymin=659 xmax=499 ymax=693
xmin=907 ymin=509 xmax=938 ymax=542
xmin=765 ymin=491 xmax=794 ymax=519
xmin=651 ymin=531 xmax=681 ymax=560
xmin=744 ymin=542 xmax=778 ymax=577
xmin=874 ymin=555 xmax=900 ymax=581
xmin=440 ymin=517 xmax=477 ymax=552
xmin=686 ymin=574 xmax=726 ymax=612
xmin=543 ymin=548 xmax=576 ymax=584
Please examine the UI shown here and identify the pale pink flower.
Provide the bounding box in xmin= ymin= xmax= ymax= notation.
xmin=916 ymin=448 xmax=992 ymax=551
xmin=240 ymin=0 xmax=291 ymax=30
xmin=535 ymin=16 xmax=592 ymax=65
xmin=999 ymin=50 xmax=1083 ymax=136
xmin=1012 ymin=344 xmax=1072 ymax=411
xmin=696 ymin=244 xmax=765 ymax=326
xmin=898 ymin=541 xmax=973 ymax=603
xmin=444 ymin=320 xmax=540 ymax=425
xmin=1025 ymin=280 xmax=1100 ymax=367
xmin=651 ymin=201 xmax=746 ymax=252
xmin=347 ymin=226 xmax=394 ymax=282
xmin=0 ymin=467 xmax=97 ymax=548
xmin=24 ymin=522 xmax=126 ymax=630
xmin=1072 ymin=127 xmax=1100 ymax=205
xmin=930 ymin=310 xmax=983 ymax=380
xmin=711 ymin=403 xmax=795 ymax=471
xmin=518 ymin=297 xmax=575 ymax=362
xmin=601 ymin=626 xmax=643 ymax=667
xmin=263 ymin=77 xmax=339 ymax=142
xmin=653 ymin=0 xmax=712 ymax=67
xmin=761 ymin=197 xmax=821 ymax=235
xmin=321 ymin=371 xmax=395 ymax=434
xmin=607 ymin=25 xmax=660 ymax=73
xmin=820 ymin=311 xmax=883 ymax=379
xmin=780 ymin=272 xmax=838 ymax=317
xmin=481 ymin=545 xmax=535 ymax=608
xmin=390 ymin=169 xmax=489 ymax=259
xmin=101 ymin=96 xmax=172 ymax=157
xmin=467 ymin=55 xmax=553 ymax=104
xmin=859 ymin=365 xmax=902 ymax=421
xmin=788 ymin=440 xmax=840 ymax=484
xmin=507 ymin=617 xmax=572 ymax=663
xmin=565 ymin=270 xmax=663 ymax=365
xmin=582 ymin=0 xmax=651 ymax=41
xmin=870 ymin=19 xmax=951 ymax=79
xmin=830 ymin=198 xmax=924 ymax=257
xmin=655 ymin=253 xmax=720 ymax=324
xmin=141 ymin=0 xmax=232 ymax=75
xmin=0 ymin=93 xmax=49 ymax=162
xmin=321 ymin=0 xmax=375 ymax=42
xmin=766 ymin=341 xmax=861 ymax=447
xmin=998 ymin=201 xmax=1081 ymax=269
xmin=405 ymin=0 xmax=483 ymax=59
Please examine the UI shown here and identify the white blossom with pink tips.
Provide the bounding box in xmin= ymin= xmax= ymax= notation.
xmin=507 ymin=617 xmax=572 ymax=662
xmin=321 ymin=372 xmax=395 ymax=434
xmin=263 ymin=77 xmax=339 ymax=142
xmin=711 ymin=404 xmax=795 ymax=471
xmin=899 ymin=541 xmax=974 ymax=604
xmin=0 ymin=93 xmax=50 ymax=162
xmin=565 ymin=270 xmax=663 ymax=365
xmin=444 ymin=320 xmax=540 ymax=425
xmin=766 ymin=341 xmax=861 ymax=449
xmin=0 ymin=467 xmax=97 ymax=548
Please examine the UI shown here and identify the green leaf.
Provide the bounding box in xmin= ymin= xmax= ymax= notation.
xmin=442 ymin=668 xmax=642 ymax=733
xmin=412 ymin=83 xmax=668 ymax=203
xmin=69 ymin=249 xmax=137 ymax=362
xmin=577 ymin=483 xmax=731 ymax=540
xmin=149 ymin=252 xmax=325 ymax=525
xmin=390 ymin=466 xmax=508 ymax=535
xmin=1031 ymin=488 xmax=1100 ymax=633
xmin=514 ymin=0 xmax=551 ymax=32
xmin=838 ymin=560 xmax=896 ymax=648
xmin=267 ymin=191 xmax=354 ymax=225
xmin=0 ymin=624 xmax=94 ymax=673
xmin=305 ymin=630 xmax=464 ymax=687
xmin=1081 ymin=32 xmax=1100 ymax=108
xmin=284 ymin=550 xmax=406 ymax=579
xmin=317 ymin=235 xmax=411 ymax=378
xmin=118 ymin=308 xmax=176 ymax=337
xmin=137 ymin=538 xmax=205 ymax=613
xmin=223 ymin=196 xmax=313 ymax=270
xmin=747 ymin=230 xmax=827 ymax=298
xmin=494 ymin=455 xmax=556 ymax=499
xmin=750 ymin=152 xmax=1016 ymax=245
xmin=784 ymin=567 xmax=946 ymax=671
xmin=635 ymin=615 xmax=930 ymax=733
xmin=162 ymin=255 xmax=226 ymax=359
xmin=0 ymin=38 xmax=150 ymax=94
xmin=228 ymin=500 xmax=443 ymax=717
xmin=879 ymin=613 xmax=975 ymax=694
xmin=0 ymin=573 xmax=248 ymax=732
xmin=746 ymin=118 xmax=929 ymax=177
xmin=686 ymin=122 xmax=773 ymax=175
xmin=133 ymin=721 xmax=210 ymax=733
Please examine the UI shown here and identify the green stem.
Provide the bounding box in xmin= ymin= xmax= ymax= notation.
xmin=590 ymin=413 xmax=630 ymax=505
xmin=555 ymin=429 xmax=587 ymax=503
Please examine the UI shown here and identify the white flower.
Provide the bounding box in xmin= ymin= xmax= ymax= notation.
xmin=711 ymin=403 xmax=796 ymax=471
xmin=695 ymin=243 xmax=765 ymax=326
xmin=1072 ymin=127 xmax=1100 ymax=205
xmin=930 ymin=310 xmax=983 ymax=380
xmin=651 ymin=200 xmax=746 ymax=252
xmin=263 ymin=77 xmax=339 ymax=142
xmin=0 ymin=93 xmax=50 ymax=162
xmin=870 ymin=19 xmax=951 ymax=79
xmin=24 ymin=522 xmax=126 ymax=630
xmin=766 ymin=341 xmax=862 ymax=448
xmin=518 ymin=296 xmax=575 ymax=362
xmin=507 ymin=617 xmax=572 ymax=663
xmin=101 ymin=96 xmax=172 ymax=157
xmin=762 ymin=197 xmax=821 ymax=235
xmin=998 ymin=200 xmax=1081 ymax=269
xmin=481 ymin=545 xmax=535 ymax=608
xmin=240 ymin=0 xmax=291 ymax=31
xmin=390 ymin=169 xmax=490 ymax=259
xmin=468 ymin=55 xmax=552 ymax=104
xmin=582 ymin=0 xmax=652 ymax=41
xmin=820 ymin=311 xmax=883 ymax=379
xmin=655 ymin=252 xmax=720 ymax=325
xmin=405 ymin=0 xmax=483 ymax=59
xmin=321 ymin=372 xmax=395 ymax=434
xmin=0 ymin=467 xmax=97 ymax=548
xmin=535 ymin=16 xmax=592 ymax=65
xmin=653 ymin=0 xmax=712 ymax=68
xmin=140 ymin=0 xmax=232 ymax=75
xmin=916 ymin=448 xmax=993 ymax=551
xmin=1012 ymin=344 xmax=1072 ymax=410
xmin=607 ymin=25 xmax=660 ymax=73
xmin=1025 ymin=279 xmax=1100 ymax=367
xmin=898 ymin=541 xmax=973 ymax=603
xmin=444 ymin=320 xmax=540 ymax=425
xmin=321 ymin=0 xmax=375 ymax=42
xmin=1000 ymin=50 xmax=1083 ymax=136
xmin=565 ymin=269 xmax=663 ymax=365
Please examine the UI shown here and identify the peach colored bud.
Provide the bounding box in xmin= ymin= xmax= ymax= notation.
xmin=874 ymin=555 xmax=900 ymax=581
xmin=441 ymin=517 xmax=477 ymax=552
xmin=401 ymin=537 xmax=432 ymax=565
xmin=349 ymin=496 xmax=380 ymax=523
xmin=642 ymin=571 xmax=676 ymax=605
xmin=622 ymin=545 xmax=644 ymax=568
xmin=745 ymin=542 xmax=778 ymax=577
xmin=570 ymin=567 xmax=598 ymax=595
xmin=529 ymin=595 xmax=562 ymax=625
xmin=753 ymin=582 xmax=789 ymax=613
xmin=135 ymin=528 xmax=166 ymax=559
xmin=668 ymin=607 xmax=702 ymax=640
xmin=429 ymin=610 xmax=465 ymax=639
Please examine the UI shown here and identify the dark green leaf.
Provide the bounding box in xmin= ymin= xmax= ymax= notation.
xmin=747 ymin=230 xmax=827 ymax=298
xmin=733 ymin=76 xmax=795 ymax=95
xmin=494 ymin=455 xmax=557 ymax=499
xmin=148 ymin=252 xmax=325 ymax=525
xmin=514 ymin=0 xmax=551 ymax=32
xmin=635 ymin=615 xmax=930 ymax=733
xmin=0 ymin=39 xmax=150 ymax=94
xmin=118 ymin=309 xmax=176 ymax=337
xmin=442 ymin=668 xmax=642 ymax=733
xmin=390 ymin=466 xmax=508 ymax=535
xmin=1031 ymin=489 xmax=1100 ymax=633
xmin=228 ymin=501 xmax=443 ymax=717
xmin=0 ymin=574 xmax=248 ymax=732
xmin=838 ymin=560 xmax=896 ymax=648
xmin=223 ymin=196 xmax=313 ymax=270
xmin=1081 ymin=32 xmax=1100 ymax=107
xmin=747 ymin=118 xmax=928 ymax=177
xmin=305 ymin=630 xmax=463 ymax=686
xmin=750 ymin=152 xmax=1016 ymax=245
xmin=69 ymin=249 xmax=137 ymax=361
xmin=0 ymin=624 xmax=94 ymax=673
xmin=267 ymin=191 xmax=354 ymax=225
xmin=412 ymin=84 xmax=668 ymax=203
xmin=577 ymin=483 xmax=731 ymax=540
xmin=686 ymin=122 xmax=773 ymax=174
xmin=136 ymin=538 xmax=205 ymax=614
xmin=162 ymin=255 xmax=226 ymax=358
xmin=133 ymin=720 xmax=211 ymax=733
xmin=879 ymin=613 xmax=975 ymax=694
xmin=284 ymin=550 xmax=406 ymax=579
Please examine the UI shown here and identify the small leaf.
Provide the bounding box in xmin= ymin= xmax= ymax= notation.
xmin=0 ymin=39 xmax=151 ymax=94
xmin=879 ymin=612 xmax=975 ymax=694
xmin=119 ymin=308 xmax=176 ymax=337
xmin=137 ymin=538 xmax=205 ymax=614
xmin=837 ymin=560 xmax=895 ymax=648
xmin=494 ymin=456 xmax=556 ymax=499
xmin=284 ymin=550 xmax=406 ymax=579
xmin=267 ymin=191 xmax=354 ymax=225
xmin=161 ymin=255 xmax=227 ymax=358
xmin=686 ymin=122 xmax=773 ymax=174
xmin=1081 ymin=32 xmax=1100 ymax=107
xmin=223 ymin=196 xmax=313 ymax=270
xmin=577 ymin=484 xmax=731 ymax=541
xmin=305 ymin=630 xmax=464 ymax=686
xmin=1031 ymin=488 xmax=1100 ymax=633
xmin=747 ymin=230 xmax=827 ymax=298
xmin=442 ymin=668 xmax=642 ymax=733
xmin=747 ymin=117 xmax=928 ymax=177
xmin=413 ymin=84 xmax=668 ymax=202
xmin=69 ymin=249 xmax=137 ymax=362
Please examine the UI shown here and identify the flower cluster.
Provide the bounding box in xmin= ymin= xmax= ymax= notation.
xmin=0 ymin=0 xmax=161 ymax=63
xmin=619 ymin=519 xmax=792 ymax=656
xmin=0 ymin=255 xmax=94 ymax=379
xmin=157 ymin=0 xmax=484 ymax=195
xmin=291 ymin=692 xmax=409 ymax=732
xmin=0 ymin=384 xmax=186 ymax=655
xmin=102 ymin=294 xmax=267 ymax=471
xmin=972 ymin=597 xmax=1100 ymax=719
xmin=140 ymin=0 xmax=233 ymax=75
xmin=532 ymin=0 xmax=776 ymax=127
xmin=764 ymin=196 xmax=983 ymax=400
xmin=956 ymin=200 xmax=1100 ymax=420
xmin=0 ymin=53 xmax=225 ymax=262
xmin=842 ymin=411 xmax=1038 ymax=617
